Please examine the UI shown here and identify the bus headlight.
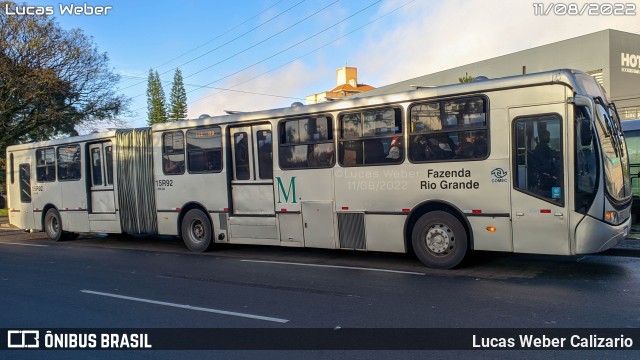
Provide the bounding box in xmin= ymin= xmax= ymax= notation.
xmin=605 ymin=211 xmax=619 ymax=225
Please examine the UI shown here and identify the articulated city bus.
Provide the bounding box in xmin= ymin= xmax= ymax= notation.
xmin=5 ymin=69 xmax=632 ymax=269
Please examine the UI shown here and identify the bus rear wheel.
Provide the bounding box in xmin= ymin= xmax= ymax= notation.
xmin=411 ymin=211 xmax=468 ymax=269
xmin=44 ymin=208 xmax=64 ymax=242
xmin=181 ymin=209 xmax=213 ymax=252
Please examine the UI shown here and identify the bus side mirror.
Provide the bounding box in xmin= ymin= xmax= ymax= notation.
xmin=580 ymin=118 xmax=593 ymax=146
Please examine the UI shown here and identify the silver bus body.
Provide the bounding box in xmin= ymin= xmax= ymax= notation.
xmin=6 ymin=69 xmax=632 ymax=268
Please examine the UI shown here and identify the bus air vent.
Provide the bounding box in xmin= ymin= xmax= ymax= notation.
xmin=338 ymin=212 xmax=366 ymax=250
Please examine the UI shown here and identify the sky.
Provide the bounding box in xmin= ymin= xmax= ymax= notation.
xmin=25 ymin=0 xmax=640 ymax=129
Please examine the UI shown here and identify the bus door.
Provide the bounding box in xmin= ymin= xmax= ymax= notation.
xmin=88 ymin=142 xmax=117 ymax=221
xmin=229 ymin=125 xmax=275 ymax=215
xmin=510 ymin=106 xmax=570 ymax=255
xmin=14 ymin=159 xmax=35 ymax=229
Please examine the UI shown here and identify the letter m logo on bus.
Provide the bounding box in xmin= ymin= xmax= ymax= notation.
xmin=276 ymin=176 xmax=297 ymax=204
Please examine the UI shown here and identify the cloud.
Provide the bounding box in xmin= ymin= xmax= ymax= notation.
xmin=354 ymin=0 xmax=640 ymax=87
xmin=187 ymin=60 xmax=330 ymax=118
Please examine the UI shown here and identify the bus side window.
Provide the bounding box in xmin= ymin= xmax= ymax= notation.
xmin=279 ymin=116 xmax=335 ymax=169
xmin=162 ymin=131 xmax=185 ymax=175
xmin=514 ymin=114 xmax=564 ymax=205
xmin=105 ymin=146 xmax=114 ymax=185
xmin=36 ymin=148 xmax=56 ymax=182
xmin=234 ymin=132 xmax=250 ymax=180
xmin=257 ymin=130 xmax=273 ymax=179
xmin=57 ymin=145 xmax=81 ymax=181
xmin=409 ymin=97 xmax=488 ymax=162
xmin=91 ymin=147 xmax=103 ymax=186
xmin=186 ymin=127 xmax=223 ymax=173
xmin=338 ymin=108 xmax=402 ymax=166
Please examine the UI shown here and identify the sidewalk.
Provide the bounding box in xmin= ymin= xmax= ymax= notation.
xmin=0 ymin=214 xmax=12 ymax=229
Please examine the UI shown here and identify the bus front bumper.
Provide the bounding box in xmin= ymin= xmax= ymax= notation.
xmin=575 ymin=215 xmax=631 ymax=254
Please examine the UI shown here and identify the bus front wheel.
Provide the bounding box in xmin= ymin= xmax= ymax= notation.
xmin=411 ymin=211 xmax=468 ymax=269
xmin=181 ymin=209 xmax=213 ymax=252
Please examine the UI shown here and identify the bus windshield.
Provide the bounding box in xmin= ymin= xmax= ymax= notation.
xmin=593 ymin=98 xmax=632 ymax=203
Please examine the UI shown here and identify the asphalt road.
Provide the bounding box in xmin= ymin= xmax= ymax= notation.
xmin=1 ymin=227 xmax=640 ymax=359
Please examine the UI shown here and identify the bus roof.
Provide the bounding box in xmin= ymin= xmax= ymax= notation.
xmin=7 ymin=68 xmax=593 ymax=151
xmin=6 ymin=130 xmax=119 ymax=152
xmin=152 ymin=68 xmax=590 ymax=132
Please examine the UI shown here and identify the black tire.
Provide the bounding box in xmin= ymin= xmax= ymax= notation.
xmin=44 ymin=208 xmax=63 ymax=242
xmin=411 ymin=211 xmax=468 ymax=269
xmin=181 ymin=209 xmax=213 ymax=252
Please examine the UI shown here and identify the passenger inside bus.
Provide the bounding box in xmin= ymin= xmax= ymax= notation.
xmin=531 ymin=129 xmax=560 ymax=192
xmin=163 ymin=158 xmax=183 ymax=174
xmin=455 ymin=132 xmax=475 ymax=158
xmin=425 ymin=133 xmax=456 ymax=160
xmin=472 ymin=131 xmax=488 ymax=158
xmin=410 ymin=135 xmax=427 ymax=161
xmin=386 ymin=137 xmax=401 ymax=161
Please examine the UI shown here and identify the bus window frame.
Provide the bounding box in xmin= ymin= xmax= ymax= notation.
xmin=19 ymin=163 xmax=31 ymax=203
xmin=407 ymin=95 xmax=490 ymax=164
xmin=90 ymin=146 xmax=103 ymax=187
xmin=337 ymin=106 xmax=404 ymax=167
xmin=162 ymin=131 xmax=186 ymax=176
xmin=185 ymin=126 xmax=224 ymax=175
xmin=105 ymin=145 xmax=114 ymax=186
xmin=277 ymin=115 xmax=336 ymax=171
xmin=511 ymin=112 xmax=565 ymax=207
xmin=35 ymin=147 xmax=56 ymax=183
xmin=56 ymin=144 xmax=82 ymax=182
xmin=10 ymin=153 xmax=14 ymax=184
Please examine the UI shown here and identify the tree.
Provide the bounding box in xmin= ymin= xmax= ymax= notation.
xmin=0 ymin=1 xmax=127 ymax=176
xmin=459 ymin=72 xmax=475 ymax=83
xmin=168 ymin=68 xmax=187 ymax=121
xmin=146 ymin=69 xmax=167 ymax=125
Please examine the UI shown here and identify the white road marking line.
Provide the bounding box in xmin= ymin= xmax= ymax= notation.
xmin=240 ymin=259 xmax=425 ymax=275
xmin=0 ymin=242 xmax=49 ymax=247
xmin=80 ymin=290 xmax=289 ymax=323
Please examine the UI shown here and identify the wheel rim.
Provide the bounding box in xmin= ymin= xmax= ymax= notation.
xmin=425 ymin=224 xmax=453 ymax=256
xmin=189 ymin=219 xmax=205 ymax=243
xmin=48 ymin=216 xmax=59 ymax=235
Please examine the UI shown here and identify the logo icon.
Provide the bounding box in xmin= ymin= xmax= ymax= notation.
xmin=7 ymin=330 xmax=40 ymax=348
xmin=491 ymin=168 xmax=507 ymax=179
